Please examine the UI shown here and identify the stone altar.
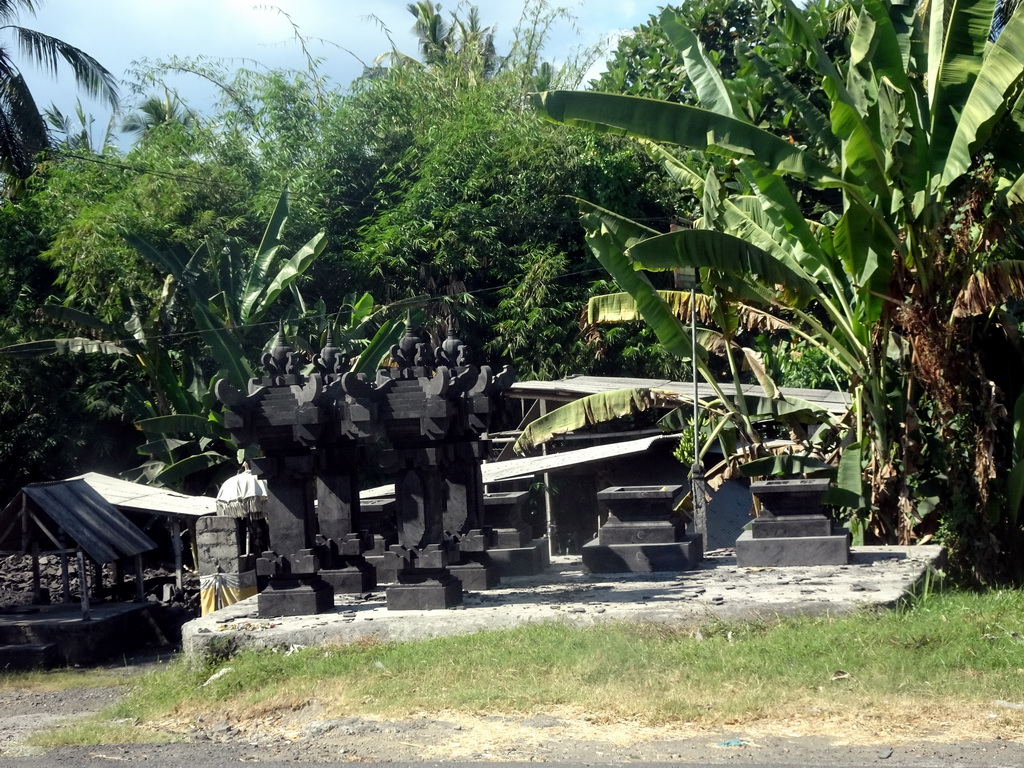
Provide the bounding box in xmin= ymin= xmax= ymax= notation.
xmin=582 ymin=485 xmax=703 ymax=573
xmin=735 ymin=478 xmax=850 ymax=566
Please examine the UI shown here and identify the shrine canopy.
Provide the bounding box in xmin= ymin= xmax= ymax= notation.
xmin=0 ymin=478 xmax=156 ymax=564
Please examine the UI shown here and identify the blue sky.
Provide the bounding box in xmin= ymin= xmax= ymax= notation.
xmin=22 ymin=0 xmax=656 ymax=125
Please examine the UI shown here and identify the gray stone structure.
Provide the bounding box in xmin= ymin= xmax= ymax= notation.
xmin=735 ymin=478 xmax=850 ymax=566
xmin=217 ymin=320 xmax=518 ymax=615
xmin=217 ymin=328 xmax=383 ymax=617
xmin=377 ymin=324 xmax=515 ymax=610
xmin=483 ymin=491 xmax=549 ymax=576
xmin=582 ymin=485 xmax=702 ymax=573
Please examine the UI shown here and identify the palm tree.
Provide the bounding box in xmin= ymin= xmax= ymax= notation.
xmin=0 ymin=0 xmax=118 ymax=181
xmin=121 ymin=88 xmax=195 ymax=137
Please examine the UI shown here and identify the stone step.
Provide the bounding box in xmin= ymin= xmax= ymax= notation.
xmin=0 ymin=642 xmax=58 ymax=669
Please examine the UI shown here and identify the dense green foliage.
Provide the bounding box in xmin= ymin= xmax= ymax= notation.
xmin=536 ymin=0 xmax=1024 ymax=581
xmin=0 ymin=1 xmax=678 ymax=498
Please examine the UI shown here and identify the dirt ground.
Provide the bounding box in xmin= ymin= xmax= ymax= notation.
xmin=4 ymin=659 xmax=1024 ymax=765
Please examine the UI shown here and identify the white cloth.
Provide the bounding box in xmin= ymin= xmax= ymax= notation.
xmin=216 ymin=471 xmax=268 ymax=519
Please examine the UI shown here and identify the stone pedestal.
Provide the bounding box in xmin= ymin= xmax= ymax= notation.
xmin=583 ymin=485 xmax=702 ymax=574
xmin=359 ymin=497 xmax=400 ymax=585
xmin=257 ymin=575 xmax=334 ymax=617
xmin=483 ymin=491 xmax=547 ymax=577
xmin=735 ymin=478 xmax=849 ymax=567
xmin=386 ymin=570 xmax=463 ymax=610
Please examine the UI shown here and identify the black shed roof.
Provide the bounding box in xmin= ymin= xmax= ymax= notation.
xmin=0 ymin=478 xmax=156 ymax=563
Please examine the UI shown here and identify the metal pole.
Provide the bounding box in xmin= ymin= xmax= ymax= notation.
xmin=539 ymin=398 xmax=556 ymax=558
xmin=691 ymin=286 xmax=708 ymax=550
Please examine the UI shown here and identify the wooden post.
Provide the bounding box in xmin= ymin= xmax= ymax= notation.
xmin=134 ymin=553 xmax=145 ymax=602
xmin=188 ymin=520 xmax=199 ymax=575
xmin=92 ymin=558 xmax=104 ymax=600
xmin=77 ymin=550 xmax=91 ymax=621
xmin=31 ymin=540 xmax=42 ymax=603
xmin=171 ymin=518 xmax=183 ymax=591
xmin=59 ymin=534 xmax=71 ymax=604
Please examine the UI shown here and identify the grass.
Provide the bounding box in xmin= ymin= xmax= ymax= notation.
xmin=21 ymin=588 xmax=1024 ymax=746
xmin=0 ymin=667 xmax=135 ymax=692
xmin=22 ymin=720 xmax=183 ymax=749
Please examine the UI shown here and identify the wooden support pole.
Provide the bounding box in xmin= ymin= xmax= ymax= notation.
xmin=77 ymin=550 xmax=91 ymax=621
xmin=59 ymin=536 xmax=71 ymax=604
xmin=91 ymin=557 xmax=104 ymax=600
xmin=171 ymin=518 xmax=183 ymax=591
xmin=134 ymin=553 xmax=145 ymax=602
xmin=31 ymin=540 xmax=42 ymax=603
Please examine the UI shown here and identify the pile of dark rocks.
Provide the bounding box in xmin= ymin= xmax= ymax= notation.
xmin=0 ymin=554 xmax=200 ymax=614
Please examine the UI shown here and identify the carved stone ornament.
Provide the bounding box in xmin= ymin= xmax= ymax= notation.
xmin=262 ymin=322 xmax=308 ymax=383
xmin=312 ymin=328 xmax=346 ymax=379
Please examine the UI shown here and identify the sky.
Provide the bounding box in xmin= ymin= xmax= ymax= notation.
xmin=21 ymin=0 xmax=654 ymax=129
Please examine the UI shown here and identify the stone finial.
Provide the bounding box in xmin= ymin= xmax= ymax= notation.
xmin=262 ymin=321 xmax=307 ymax=380
xmin=313 ymin=328 xmax=345 ymax=378
xmin=435 ymin=327 xmax=473 ymax=369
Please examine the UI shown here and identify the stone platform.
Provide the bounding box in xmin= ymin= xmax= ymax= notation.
xmin=182 ymin=545 xmax=945 ymax=662
xmin=0 ymin=601 xmax=166 ymax=669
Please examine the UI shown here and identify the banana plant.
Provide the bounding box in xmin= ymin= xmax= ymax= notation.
xmin=534 ymin=0 xmax=1024 ymax=547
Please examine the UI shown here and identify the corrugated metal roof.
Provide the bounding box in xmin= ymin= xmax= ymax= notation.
xmin=73 ymin=472 xmax=217 ymax=518
xmin=0 ymin=479 xmax=156 ymax=562
xmin=508 ymin=375 xmax=852 ymax=414
xmin=360 ymin=434 xmax=676 ymax=499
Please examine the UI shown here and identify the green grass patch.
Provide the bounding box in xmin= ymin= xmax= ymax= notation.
xmin=22 ymin=718 xmax=183 ymax=749
xmin=0 ymin=668 xmax=131 ymax=692
xmin=100 ymin=588 xmax=1024 ymax=730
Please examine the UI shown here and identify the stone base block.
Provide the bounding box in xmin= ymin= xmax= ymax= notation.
xmin=364 ymin=557 xmax=403 ymax=585
xmin=735 ymin=529 xmax=850 ymax=567
xmin=533 ymin=539 xmax=551 ymax=572
xmin=448 ymin=561 xmax=500 ymax=590
xmin=386 ymin=572 xmax=463 ymax=610
xmin=750 ymin=514 xmax=833 ymax=538
xmin=319 ymin=564 xmax=376 ymax=594
xmin=598 ymin=520 xmax=685 ymax=545
xmin=489 ymin=538 xmax=548 ymax=577
xmin=582 ymin=536 xmax=703 ymax=574
xmin=490 ymin=527 xmax=532 ymax=549
xmin=257 ymin=576 xmax=334 ymax=617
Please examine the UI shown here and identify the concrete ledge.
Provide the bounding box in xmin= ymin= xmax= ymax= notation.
xmin=182 ymin=545 xmax=945 ymax=664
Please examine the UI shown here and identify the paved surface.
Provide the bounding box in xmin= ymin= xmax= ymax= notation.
xmin=183 ymin=545 xmax=945 ymax=660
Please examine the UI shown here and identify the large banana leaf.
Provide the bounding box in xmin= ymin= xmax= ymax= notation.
xmin=351 ymin=316 xmax=406 ymax=376
xmin=514 ymin=388 xmax=669 ymax=454
xmin=38 ymin=305 xmax=128 ymax=343
xmin=624 ymin=229 xmax=821 ymax=305
xmin=154 ymin=451 xmax=231 ymax=487
xmin=739 ymin=454 xmax=834 ymax=477
xmin=533 ymin=90 xmax=842 ymax=185
xmin=577 ymin=200 xmax=703 ymax=363
xmin=254 ymin=232 xmax=326 ymax=322
xmin=135 ymin=414 xmax=215 ymax=436
xmin=240 ymin=189 xmax=290 ymax=322
xmin=190 ymin=300 xmax=254 ymax=390
xmin=940 ymin=9 xmax=1024 ymax=189
xmin=588 ymin=291 xmax=713 ymax=325
xmin=658 ymin=7 xmax=741 ymax=119
xmin=928 ymin=0 xmax=1000 ymax=172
